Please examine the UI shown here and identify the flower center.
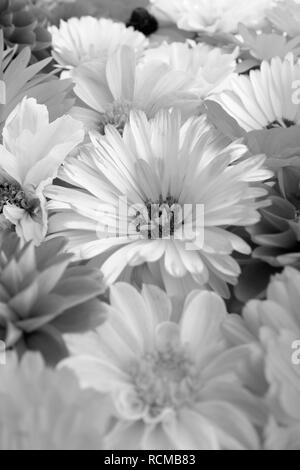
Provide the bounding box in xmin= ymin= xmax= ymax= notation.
xmin=99 ymin=102 xmax=132 ymax=136
xmin=134 ymin=196 xmax=184 ymax=240
xmin=266 ymin=118 xmax=295 ymax=129
xmin=130 ymin=347 xmax=198 ymax=419
xmin=0 ymin=182 xmax=40 ymax=216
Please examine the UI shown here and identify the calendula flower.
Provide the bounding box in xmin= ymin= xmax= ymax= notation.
xmin=237 ymin=24 xmax=300 ymax=63
xmin=62 ymin=283 xmax=264 ymax=450
xmin=225 ymin=267 xmax=300 ymax=450
xmin=0 ymin=233 xmax=106 ymax=366
xmin=0 ymin=32 xmax=74 ymax=133
xmin=150 ymin=0 xmax=274 ymax=34
xmin=47 ymin=109 xmax=271 ymax=298
xmin=142 ymin=41 xmax=239 ymax=98
xmin=269 ymin=0 xmax=300 ymax=38
xmin=69 ymin=45 xmax=199 ymax=134
xmin=50 ymin=16 xmax=148 ymax=72
xmin=211 ymin=54 xmax=300 ymax=132
xmin=0 ymin=352 xmax=110 ymax=450
xmin=0 ymin=97 xmax=84 ymax=244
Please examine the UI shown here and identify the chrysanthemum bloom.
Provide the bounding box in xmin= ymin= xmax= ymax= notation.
xmin=50 ymin=16 xmax=148 ymax=72
xmin=237 ymin=24 xmax=300 ymax=70
xmin=0 ymin=0 xmax=52 ymax=59
xmin=62 ymin=283 xmax=264 ymax=450
xmin=0 ymin=352 xmax=110 ymax=450
xmin=69 ymin=45 xmax=199 ymax=134
xmin=0 ymin=97 xmax=84 ymax=244
xmin=0 ymin=233 xmax=106 ymax=366
xmin=225 ymin=267 xmax=300 ymax=450
xmin=268 ymin=0 xmax=300 ymax=38
xmin=149 ymin=0 xmax=275 ymax=35
xmin=211 ymin=54 xmax=300 ymax=132
xmin=142 ymin=41 xmax=239 ymax=98
xmin=47 ymin=109 xmax=272 ymax=298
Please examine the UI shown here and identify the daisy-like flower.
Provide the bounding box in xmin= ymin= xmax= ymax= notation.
xmin=0 ymin=352 xmax=110 ymax=450
xmin=225 ymin=267 xmax=300 ymax=450
xmin=269 ymin=0 xmax=300 ymax=38
xmin=211 ymin=54 xmax=300 ymax=132
xmin=0 ymin=32 xmax=74 ymax=133
xmin=0 ymin=233 xmax=106 ymax=366
xmin=62 ymin=283 xmax=264 ymax=450
xmin=150 ymin=0 xmax=275 ymax=35
xmin=237 ymin=24 xmax=300 ymax=63
xmin=47 ymin=109 xmax=272 ymax=298
xmin=142 ymin=41 xmax=239 ymax=98
xmin=50 ymin=16 xmax=149 ymax=72
xmin=69 ymin=45 xmax=199 ymax=134
xmin=0 ymin=97 xmax=84 ymax=245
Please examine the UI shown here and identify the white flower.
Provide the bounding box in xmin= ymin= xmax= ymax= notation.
xmin=269 ymin=0 xmax=300 ymax=38
xmin=211 ymin=54 xmax=300 ymax=132
xmin=50 ymin=16 xmax=149 ymax=71
xmin=150 ymin=0 xmax=275 ymax=34
xmin=0 ymin=352 xmax=110 ymax=450
xmin=143 ymin=41 xmax=239 ymax=98
xmin=225 ymin=267 xmax=300 ymax=450
xmin=238 ymin=24 xmax=300 ymax=62
xmin=0 ymin=97 xmax=84 ymax=245
xmin=62 ymin=283 xmax=264 ymax=450
xmin=69 ymin=45 xmax=199 ymax=133
xmin=47 ymin=109 xmax=271 ymax=298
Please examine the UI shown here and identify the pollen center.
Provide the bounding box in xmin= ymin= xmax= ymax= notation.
xmin=266 ymin=118 xmax=295 ymax=129
xmin=99 ymin=102 xmax=132 ymax=135
xmin=130 ymin=347 xmax=198 ymax=419
xmin=0 ymin=182 xmax=40 ymax=216
xmin=134 ymin=196 xmax=183 ymax=240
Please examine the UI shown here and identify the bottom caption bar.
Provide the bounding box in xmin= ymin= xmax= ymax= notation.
xmin=103 ymin=453 xmax=198 ymax=466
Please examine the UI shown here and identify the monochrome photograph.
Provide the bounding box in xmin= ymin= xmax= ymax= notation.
xmin=0 ymin=0 xmax=299 ymax=452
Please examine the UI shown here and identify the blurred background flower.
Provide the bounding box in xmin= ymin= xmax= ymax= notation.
xmin=0 ymin=233 xmax=106 ymax=366
xmin=0 ymin=352 xmax=111 ymax=450
xmin=63 ymin=283 xmax=264 ymax=450
xmin=142 ymin=41 xmax=239 ymax=99
xmin=226 ymin=267 xmax=300 ymax=450
xmin=50 ymin=16 xmax=148 ymax=73
xmin=0 ymin=0 xmax=52 ymax=60
xmin=0 ymin=97 xmax=84 ymax=244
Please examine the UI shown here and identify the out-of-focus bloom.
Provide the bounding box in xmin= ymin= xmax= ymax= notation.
xmin=50 ymin=16 xmax=148 ymax=72
xmin=0 ymin=97 xmax=84 ymax=244
xmin=0 ymin=233 xmax=106 ymax=366
xmin=238 ymin=24 xmax=300 ymax=63
xmin=211 ymin=54 xmax=300 ymax=132
xmin=0 ymin=0 xmax=52 ymax=59
xmin=0 ymin=32 xmax=74 ymax=133
xmin=150 ymin=0 xmax=275 ymax=34
xmin=225 ymin=267 xmax=300 ymax=450
xmin=269 ymin=0 xmax=300 ymax=38
xmin=0 ymin=352 xmax=110 ymax=450
xmin=47 ymin=109 xmax=272 ymax=298
xmin=69 ymin=45 xmax=199 ymax=133
xmin=62 ymin=283 xmax=264 ymax=450
xmin=142 ymin=41 xmax=239 ymax=98
xmin=265 ymin=420 xmax=300 ymax=450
